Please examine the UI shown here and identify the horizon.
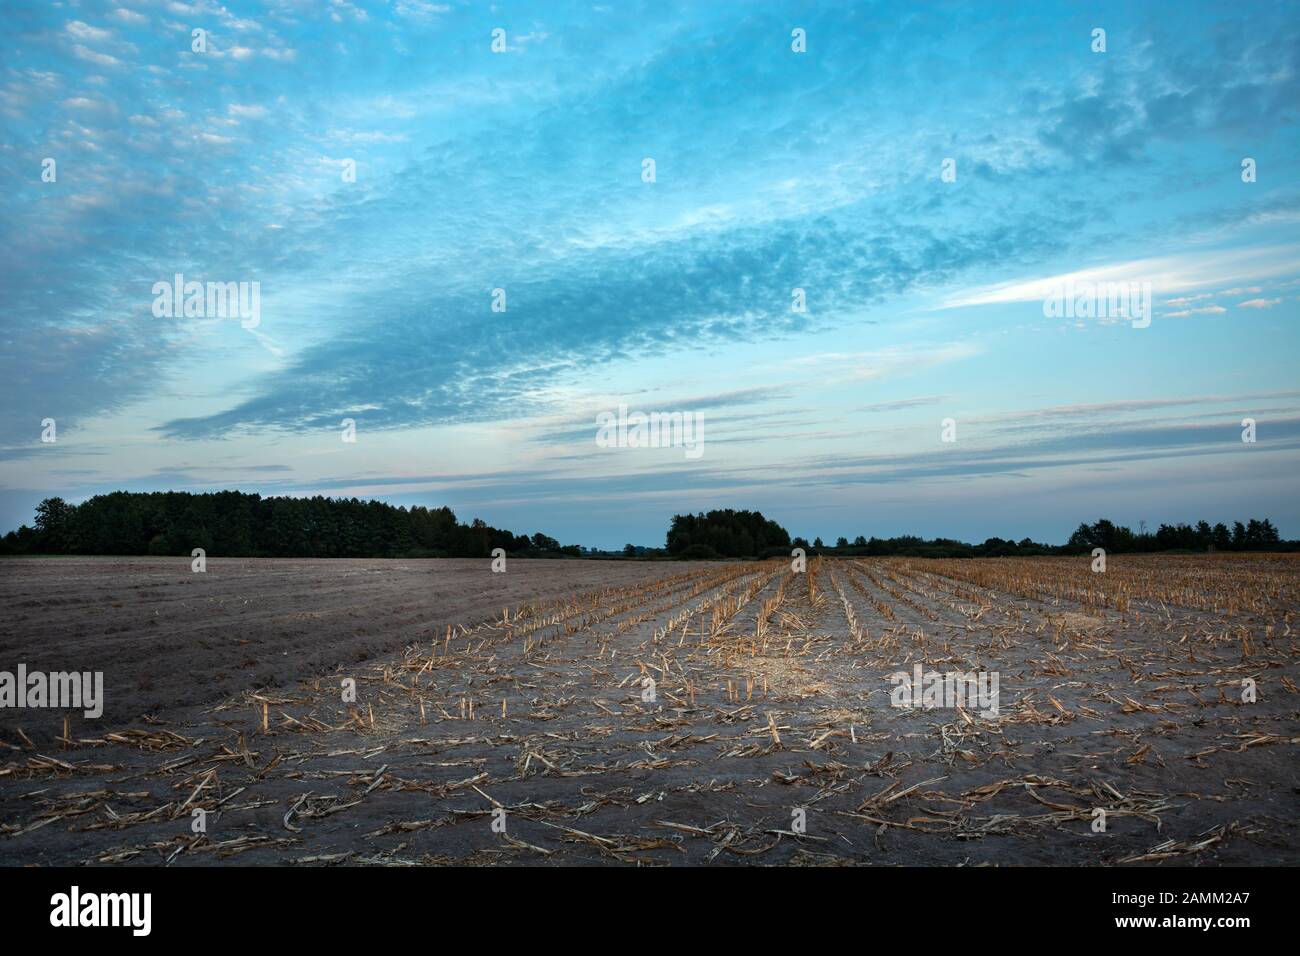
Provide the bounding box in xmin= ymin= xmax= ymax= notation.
xmin=3 ymin=0 xmax=1299 ymax=549
xmin=3 ymin=487 xmax=1290 ymax=553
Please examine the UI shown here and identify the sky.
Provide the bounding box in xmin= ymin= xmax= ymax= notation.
xmin=1 ymin=0 xmax=1298 ymax=550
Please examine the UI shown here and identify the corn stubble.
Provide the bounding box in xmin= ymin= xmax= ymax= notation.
xmin=1 ymin=553 xmax=1296 ymax=866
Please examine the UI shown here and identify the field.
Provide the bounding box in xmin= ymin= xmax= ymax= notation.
xmin=1 ymin=554 xmax=1297 ymax=866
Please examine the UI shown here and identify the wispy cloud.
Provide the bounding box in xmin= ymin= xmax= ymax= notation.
xmin=941 ymin=247 xmax=1300 ymax=311
xmin=2 ymin=0 xmax=1298 ymax=544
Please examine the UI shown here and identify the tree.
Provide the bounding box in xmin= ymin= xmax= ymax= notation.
xmin=665 ymin=510 xmax=790 ymax=558
xmin=1068 ymin=519 xmax=1136 ymax=553
xmin=34 ymin=497 xmax=73 ymax=551
xmin=1211 ymin=523 xmax=1231 ymax=551
xmin=531 ymin=532 xmax=561 ymax=552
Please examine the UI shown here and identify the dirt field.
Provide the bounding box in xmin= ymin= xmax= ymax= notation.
xmin=1 ymin=554 xmax=1297 ymax=866
xmin=0 ymin=557 xmax=705 ymax=737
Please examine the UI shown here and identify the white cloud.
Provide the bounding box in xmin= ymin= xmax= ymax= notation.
xmin=66 ymin=20 xmax=113 ymax=42
xmin=1238 ymin=298 xmax=1281 ymax=309
xmin=112 ymin=8 xmax=149 ymax=26
xmin=395 ymin=0 xmax=450 ymax=20
xmin=326 ymin=128 xmax=408 ymax=144
xmin=785 ymin=342 xmax=981 ymax=383
xmin=330 ymin=0 xmax=369 ymax=21
xmin=941 ymin=246 xmax=1300 ymax=310
xmin=73 ymin=45 xmax=123 ymax=67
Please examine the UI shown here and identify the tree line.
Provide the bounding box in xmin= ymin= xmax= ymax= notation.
xmin=1064 ymin=517 xmax=1283 ymax=553
xmin=663 ymin=512 xmax=1294 ymax=559
xmin=2 ymin=494 xmax=1292 ymax=560
xmin=0 ymin=491 xmax=580 ymax=559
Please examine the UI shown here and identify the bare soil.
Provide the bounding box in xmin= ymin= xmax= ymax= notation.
xmin=1 ymin=555 xmax=1296 ymax=866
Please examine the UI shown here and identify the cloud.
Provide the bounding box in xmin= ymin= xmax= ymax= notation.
xmin=72 ymin=44 xmax=123 ymax=67
xmin=393 ymin=1 xmax=450 ymax=22
xmin=1239 ymin=298 xmax=1281 ymax=309
xmin=526 ymin=385 xmax=795 ymax=446
xmin=942 ymin=246 xmax=1300 ymax=310
xmin=794 ymin=418 xmax=1300 ymax=488
xmin=112 ymin=8 xmax=149 ymax=26
xmin=785 ymin=345 xmax=980 ymax=384
xmin=857 ymin=396 xmax=952 ymax=414
xmin=2 ymin=0 xmax=1298 ymax=550
xmin=66 ymin=20 xmax=113 ymax=42
xmin=152 ymin=197 xmax=1029 ymax=439
xmin=973 ymin=392 xmax=1300 ymax=426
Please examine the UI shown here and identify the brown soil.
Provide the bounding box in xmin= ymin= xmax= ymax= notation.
xmin=1 ymin=555 xmax=1296 ymax=866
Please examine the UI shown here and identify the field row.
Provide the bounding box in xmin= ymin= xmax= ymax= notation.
xmin=1 ymin=554 xmax=1297 ymax=865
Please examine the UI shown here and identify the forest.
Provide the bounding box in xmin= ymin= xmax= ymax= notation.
xmin=0 ymin=491 xmax=577 ymax=558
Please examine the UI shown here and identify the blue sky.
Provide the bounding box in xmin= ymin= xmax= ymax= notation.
xmin=2 ymin=0 xmax=1298 ymax=549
